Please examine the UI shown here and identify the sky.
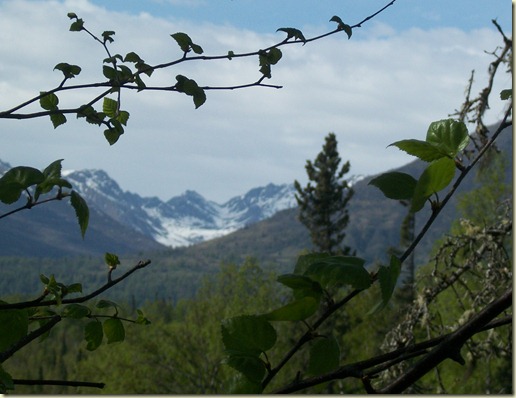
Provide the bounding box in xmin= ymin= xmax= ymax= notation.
xmin=0 ymin=0 xmax=512 ymax=203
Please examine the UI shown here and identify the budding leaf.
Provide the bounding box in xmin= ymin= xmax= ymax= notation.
xmin=171 ymin=32 xmax=203 ymax=54
xmin=102 ymin=30 xmax=115 ymax=43
xmin=103 ymin=97 xmax=118 ymax=118
xmin=54 ymin=63 xmax=82 ymax=79
xmin=69 ymin=18 xmax=84 ymax=32
xmin=277 ymin=27 xmax=306 ymax=43
xmin=105 ymin=252 xmax=120 ymax=269
xmin=330 ymin=16 xmax=352 ymax=39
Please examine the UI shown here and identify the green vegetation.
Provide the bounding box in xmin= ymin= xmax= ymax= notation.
xmin=0 ymin=2 xmax=512 ymax=394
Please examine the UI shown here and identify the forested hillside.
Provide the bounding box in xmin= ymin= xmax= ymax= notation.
xmin=0 ymin=124 xmax=511 ymax=305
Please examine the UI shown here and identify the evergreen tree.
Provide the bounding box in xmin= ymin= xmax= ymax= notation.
xmin=294 ymin=132 xmax=354 ymax=255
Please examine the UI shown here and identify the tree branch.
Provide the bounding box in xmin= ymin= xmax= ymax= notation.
xmin=399 ymin=106 xmax=512 ymax=265
xmin=0 ymin=315 xmax=61 ymax=362
xmin=0 ymin=0 xmax=397 ymax=122
xmin=0 ymin=259 xmax=151 ymax=310
xmin=272 ymin=312 xmax=512 ymax=393
xmin=12 ymin=378 xmax=105 ymax=389
xmin=377 ymin=288 xmax=512 ymax=393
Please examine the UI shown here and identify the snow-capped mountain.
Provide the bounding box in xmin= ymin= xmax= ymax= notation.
xmin=63 ymin=169 xmax=299 ymax=247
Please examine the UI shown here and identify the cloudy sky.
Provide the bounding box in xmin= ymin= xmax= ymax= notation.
xmin=0 ymin=0 xmax=511 ymax=203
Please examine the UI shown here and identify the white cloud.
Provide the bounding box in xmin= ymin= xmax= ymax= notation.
xmin=0 ymin=1 xmax=510 ymax=202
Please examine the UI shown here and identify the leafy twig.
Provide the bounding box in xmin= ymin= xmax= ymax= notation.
xmin=0 ymin=259 xmax=151 ymax=310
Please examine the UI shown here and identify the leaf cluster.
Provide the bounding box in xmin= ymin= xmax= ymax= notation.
xmin=0 ymin=160 xmax=89 ymax=237
xmin=369 ymin=119 xmax=469 ymax=212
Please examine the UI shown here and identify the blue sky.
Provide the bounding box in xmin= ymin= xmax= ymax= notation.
xmin=0 ymin=1 xmax=512 ymax=202
xmin=89 ymin=0 xmax=510 ymax=33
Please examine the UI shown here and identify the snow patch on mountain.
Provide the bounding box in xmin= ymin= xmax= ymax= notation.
xmin=64 ymin=169 xmax=300 ymax=247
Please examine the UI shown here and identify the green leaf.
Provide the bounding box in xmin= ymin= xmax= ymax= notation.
xmin=66 ymin=283 xmax=82 ymax=294
xmin=303 ymin=256 xmax=371 ymax=290
xmin=134 ymin=74 xmax=147 ymax=90
xmin=102 ymin=30 xmax=115 ymax=43
xmin=96 ymin=299 xmax=118 ymax=310
xmin=39 ymin=274 xmax=50 ymax=285
xmin=69 ymin=18 xmax=84 ymax=32
xmin=371 ymin=255 xmax=402 ymax=313
xmin=174 ymin=75 xmax=206 ymax=108
xmin=39 ymin=92 xmax=59 ymax=110
xmin=54 ymin=62 xmax=82 ymax=79
xmin=124 ymin=51 xmax=143 ymax=63
xmin=62 ymin=304 xmax=91 ymax=319
xmin=0 ymin=166 xmax=44 ymax=188
xmin=389 ymin=139 xmax=447 ymax=162
xmin=117 ymin=110 xmax=130 ymax=126
xmin=103 ymin=97 xmax=118 ymax=118
xmin=277 ymin=272 xmax=323 ymax=301
xmin=67 ymin=12 xmax=78 ymax=19
xmin=84 ymin=320 xmax=103 ymax=351
xmin=0 ymin=166 xmax=44 ymax=204
xmin=425 ymin=119 xmax=469 ymax=157
xmin=368 ymin=172 xmax=417 ymax=200
xmin=102 ymin=65 xmax=117 ymax=80
xmin=308 ymin=336 xmax=340 ymax=375
xmin=294 ymin=253 xmax=331 ymax=275
xmin=226 ymin=354 xmax=266 ymax=383
xmin=0 ymin=309 xmax=29 ymax=352
xmin=262 ymin=296 xmax=319 ymax=321
xmin=277 ymin=274 xmax=321 ymax=292
xmin=135 ymin=309 xmax=151 ymax=325
xmin=0 ymin=365 xmax=14 ymax=392
xmin=342 ymin=24 xmax=352 ymax=39
xmin=35 ymin=159 xmax=68 ymax=200
xmin=170 ymin=32 xmax=203 ymax=54
xmin=77 ymin=105 xmax=105 ymax=125
xmin=221 ymin=315 xmax=277 ymax=356
xmin=228 ymin=373 xmax=263 ymax=394
xmin=267 ymin=48 xmax=282 ymax=65
xmin=103 ymin=318 xmax=125 ymax=344
xmin=276 ymin=27 xmax=306 ymax=43
xmin=500 ymin=89 xmax=512 ymax=100
xmin=70 ymin=190 xmax=89 ymax=237
xmin=50 ymin=112 xmax=67 ymax=129
xmin=104 ymin=252 xmax=120 ymax=269
xmin=104 ymin=127 xmax=123 ymax=145
xmin=42 ymin=159 xmax=63 ymax=179
xmin=103 ymin=54 xmax=123 ymax=64
xmin=411 ymin=157 xmax=456 ymax=212
xmin=330 ymin=16 xmax=352 ymax=39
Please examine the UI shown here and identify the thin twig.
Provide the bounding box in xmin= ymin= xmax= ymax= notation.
xmin=0 ymin=259 xmax=151 ymax=310
xmin=13 ymin=378 xmax=105 ymax=389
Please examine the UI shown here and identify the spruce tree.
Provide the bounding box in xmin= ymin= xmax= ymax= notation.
xmin=294 ymin=132 xmax=354 ymax=255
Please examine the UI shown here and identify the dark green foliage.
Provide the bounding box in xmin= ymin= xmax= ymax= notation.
xmin=294 ymin=132 xmax=354 ymax=254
